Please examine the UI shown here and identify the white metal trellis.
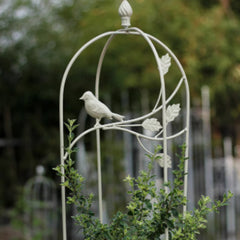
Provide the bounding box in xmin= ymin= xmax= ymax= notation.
xmin=59 ymin=1 xmax=190 ymax=240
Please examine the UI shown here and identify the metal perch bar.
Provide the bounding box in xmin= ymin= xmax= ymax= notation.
xmin=63 ymin=74 xmax=185 ymax=160
xmin=136 ymin=136 xmax=155 ymax=156
xmin=63 ymin=126 xmax=187 ymax=160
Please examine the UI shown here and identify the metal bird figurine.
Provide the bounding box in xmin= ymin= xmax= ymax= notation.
xmin=80 ymin=91 xmax=124 ymax=124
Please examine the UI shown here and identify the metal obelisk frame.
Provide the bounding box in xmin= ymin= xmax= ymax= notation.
xmin=59 ymin=1 xmax=190 ymax=239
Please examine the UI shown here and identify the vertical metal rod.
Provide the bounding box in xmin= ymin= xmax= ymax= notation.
xmin=183 ymin=78 xmax=190 ymax=215
xmin=186 ymin=120 xmax=194 ymax=211
xmin=122 ymin=91 xmax=133 ymax=177
xmin=147 ymin=34 xmax=190 ymax=215
xmin=60 ymin=162 xmax=67 ymax=239
xmin=162 ymin=83 xmax=169 ymax=240
xmin=94 ymin=34 xmax=115 ymax=224
xmin=59 ymin=94 xmax=67 ymax=240
xmin=96 ymin=128 xmax=103 ymax=223
xmin=153 ymin=35 xmax=168 ymax=240
xmin=59 ymin=32 xmax=116 ymax=240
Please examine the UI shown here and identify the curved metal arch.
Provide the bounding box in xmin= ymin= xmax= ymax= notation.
xmin=94 ymin=29 xmax=190 ymax=140
xmin=59 ymin=27 xmax=190 ymax=240
xmin=60 ymin=30 xmax=190 ymax=157
xmin=93 ymin=27 xmax=190 ymax=205
xmin=59 ymin=30 xmax=119 ymax=240
xmin=92 ymin=28 xmax=168 ymax=208
xmin=147 ymin=33 xmax=190 ymax=208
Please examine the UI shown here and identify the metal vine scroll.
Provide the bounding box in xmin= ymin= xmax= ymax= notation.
xmin=59 ymin=1 xmax=190 ymax=240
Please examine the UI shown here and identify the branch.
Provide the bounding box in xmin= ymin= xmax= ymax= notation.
xmin=136 ymin=136 xmax=155 ymax=155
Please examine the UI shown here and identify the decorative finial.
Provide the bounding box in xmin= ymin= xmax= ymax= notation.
xmin=118 ymin=0 xmax=133 ymax=28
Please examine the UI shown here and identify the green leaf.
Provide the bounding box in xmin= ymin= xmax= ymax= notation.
xmin=171 ymin=208 xmax=179 ymax=217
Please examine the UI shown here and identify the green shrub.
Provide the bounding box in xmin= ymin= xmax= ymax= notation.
xmin=54 ymin=119 xmax=233 ymax=240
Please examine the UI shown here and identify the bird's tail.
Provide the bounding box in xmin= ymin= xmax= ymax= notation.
xmin=112 ymin=113 xmax=125 ymax=121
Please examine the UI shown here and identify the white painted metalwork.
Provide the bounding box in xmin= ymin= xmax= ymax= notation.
xmin=119 ymin=0 xmax=133 ymax=28
xmin=59 ymin=1 xmax=190 ymax=239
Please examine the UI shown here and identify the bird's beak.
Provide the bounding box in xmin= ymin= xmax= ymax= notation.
xmin=80 ymin=95 xmax=84 ymax=100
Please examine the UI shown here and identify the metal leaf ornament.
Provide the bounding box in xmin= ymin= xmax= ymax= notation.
xmin=159 ymin=53 xmax=171 ymax=75
xmin=142 ymin=118 xmax=162 ymax=132
xmin=156 ymin=154 xmax=172 ymax=168
xmin=166 ymin=104 xmax=181 ymax=123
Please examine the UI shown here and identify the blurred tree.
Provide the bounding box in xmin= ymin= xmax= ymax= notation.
xmin=193 ymin=0 xmax=240 ymax=15
xmin=231 ymin=0 xmax=240 ymax=15
xmin=0 ymin=0 xmax=68 ymax=207
xmin=73 ymin=0 xmax=240 ymax=139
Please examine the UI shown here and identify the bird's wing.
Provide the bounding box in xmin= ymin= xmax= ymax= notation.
xmin=95 ymin=100 xmax=112 ymax=117
xmin=86 ymin=99 xmax=112 ymax=119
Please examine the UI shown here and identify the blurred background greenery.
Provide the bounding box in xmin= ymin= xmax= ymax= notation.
xmin=1 ymin=0 xmax=240 ymax=239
